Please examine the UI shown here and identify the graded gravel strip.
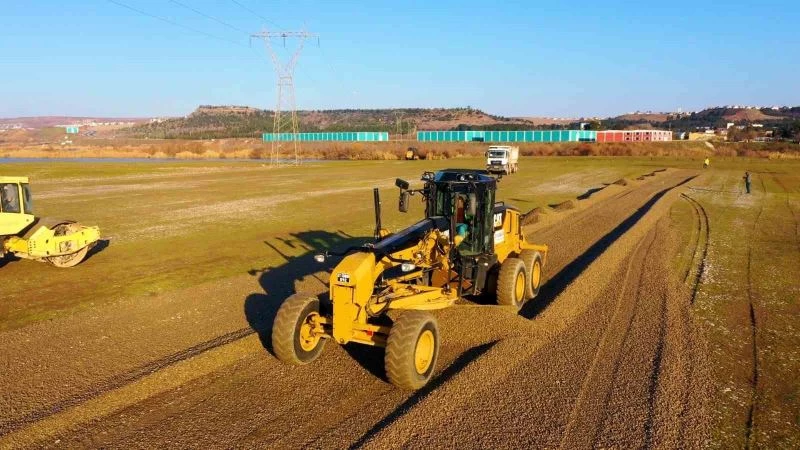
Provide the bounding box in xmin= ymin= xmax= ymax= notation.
xmin=354 ymin=172 xmax=709 ymax=449
xmin=0 ymin=170 xmax=710 ymax=448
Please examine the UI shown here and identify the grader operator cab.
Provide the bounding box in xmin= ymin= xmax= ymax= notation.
xmin=271 ymin=169 xmax=547 ymax=390
xmin=1 ymin=176 xmax=100 ymax=267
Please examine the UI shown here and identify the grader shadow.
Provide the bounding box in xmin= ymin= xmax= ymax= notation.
xmin=243 ymin=230 xmax=377 ymax=362
xmin=349 ymin=340 xmax=500 ymax=448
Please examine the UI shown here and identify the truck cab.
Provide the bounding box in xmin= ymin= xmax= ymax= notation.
xmin=485 ymin=145 xmax=519 ymax=175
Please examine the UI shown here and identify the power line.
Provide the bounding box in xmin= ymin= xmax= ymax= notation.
xmin=167 ymin=0 xmax=249 ymax=34
xmin=106 ymin=0 xmax=246 ymax=47
xmin=229 ymin=0 xmax=284 ymax=30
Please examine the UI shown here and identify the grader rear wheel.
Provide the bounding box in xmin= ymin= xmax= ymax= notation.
xmin=272 ymin=294 xmax=327 ymax=365
xmin=496 ymin=257 xmax=527 ymax=309
xmin=46 ymin=223 xmax=90 ymax=268
xmin=519 ymin=250 xmax=544 ymax=299
xmin=385 ymin=311 xmax=440 ymax=390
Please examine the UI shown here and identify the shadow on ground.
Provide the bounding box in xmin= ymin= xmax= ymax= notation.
xmin=520 ymin=175 xmax=696 ymax=319
xmin=84 ymin=238 xmax=111 ymax=262
xmin=0 ymin=254 xmax=19 ymax=268
xmin=348 ymin=340 xmax=499 ymax=449
xmin=577 ymin=184 xmax=610 ymax=200
xmin=243 ymin=230 xmax=381 ymax=365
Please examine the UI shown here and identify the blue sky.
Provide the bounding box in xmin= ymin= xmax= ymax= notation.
xmin=1 ymin=0 xmax=798 ymax=118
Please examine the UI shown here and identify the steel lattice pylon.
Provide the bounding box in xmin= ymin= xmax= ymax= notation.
xmin=251 ymin=30 xmax=317 ymax=165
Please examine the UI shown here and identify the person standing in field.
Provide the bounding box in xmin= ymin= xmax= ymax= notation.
xmin=744 ymin=171 xmax=752 ymax=194
xmin=703 ymin=157 xmax=710 ymax=169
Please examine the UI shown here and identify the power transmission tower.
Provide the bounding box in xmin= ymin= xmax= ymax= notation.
xmin=251 ymin=30 xmax=318 ymax=165
xmin=395 ymin=111 xmax=404 ymax=140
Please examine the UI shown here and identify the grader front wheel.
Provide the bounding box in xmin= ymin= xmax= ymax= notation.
xmin=385 ymin=311 xmax=440 ymax=390
xmin=272 ymin=294 xmax=327 ymax=365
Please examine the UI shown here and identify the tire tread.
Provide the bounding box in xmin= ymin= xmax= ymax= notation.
xmin=497 ymin=257 xmax=526 ymax=308
xmin=385 ymin=311 xmax=439 ymax=390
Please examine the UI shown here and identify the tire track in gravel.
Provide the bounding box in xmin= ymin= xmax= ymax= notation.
xmin=681 ymin=194 xmax=710 ymax=301
xmin=530 ymin=172 xmax=685 ymax=277
xmin=643 ymin=230 xmax=669 ymax=448
xmin=593 ymin=213 xmax=704 ymax=449
xmin=524 ymin=174 xmax=696 ymax=320
xmin=0 ymin=327 xmax=255 ymax=436
xmin=354 ymin=173 xmax=699 ymax=449
xmin=681 ymin=194 xmax=703 ymax=283
xmin=1 ymin=170 xmax=698 ymax=448
xmin=786 ymin=198 xmax=800 ymax=253
xmin=558 ymin=224 xmax=658 ymax=449
xmin=745 ymin=196 xmax=765 ymax=449
xmin=675 ymin=194 xmax=710 ymax=445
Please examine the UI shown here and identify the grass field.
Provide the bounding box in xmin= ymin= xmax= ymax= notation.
xmin=0 ymin=156 xmax=679 ymax=329
xmin=1 ymin=155 xmax=798 ymax=446
xmin=3 ymin=133 xmax=799 ymax=161
xmin=669 ymin=164 xmax=800 ymax=447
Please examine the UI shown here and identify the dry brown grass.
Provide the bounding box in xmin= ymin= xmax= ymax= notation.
xmin=2 ymin=137 xmax=798 ymax=160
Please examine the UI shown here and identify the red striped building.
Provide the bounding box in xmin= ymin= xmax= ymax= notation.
xmin=596 ymin=130 xmax=672 ymax=142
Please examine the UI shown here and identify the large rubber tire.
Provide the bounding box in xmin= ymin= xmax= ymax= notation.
xmin=385 ymin=311 xmax=440 ymax=390
xmin=272 ymin=293 xmax=326 ymax=365
xmin=519 ymin=250 xmax=544 ymax=299
xmin=496 ymin=257 xmax=527 ymax=309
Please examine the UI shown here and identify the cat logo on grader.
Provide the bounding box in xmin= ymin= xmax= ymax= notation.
xmin=271 ymin=169 xmax=547 ymax=390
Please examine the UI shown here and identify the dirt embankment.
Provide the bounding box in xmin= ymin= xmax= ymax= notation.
xmin=0 ymin=170 xmax=712 ymax=448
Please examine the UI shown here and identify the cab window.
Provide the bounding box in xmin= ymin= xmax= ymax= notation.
xmin=1 ymin=183 xmax=21 ymax=213
xmin=22 ymin=184 xmax=33 ymax=214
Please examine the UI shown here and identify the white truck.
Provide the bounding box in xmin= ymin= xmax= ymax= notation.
xmin=485 ymin=145 xmax=519 ymax=175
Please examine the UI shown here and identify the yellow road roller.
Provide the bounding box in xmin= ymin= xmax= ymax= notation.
xmin=1 ymin=176 xmax=100 ymax=267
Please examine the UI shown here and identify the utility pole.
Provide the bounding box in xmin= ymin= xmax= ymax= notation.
xmin=251 ymin=29 xmax=318 ymax=165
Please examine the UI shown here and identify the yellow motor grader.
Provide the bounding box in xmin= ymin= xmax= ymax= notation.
xmin=1 ymin=176 xmax=100 ymax=267
xmin=272 ymin=169 xmax=548 ymax=390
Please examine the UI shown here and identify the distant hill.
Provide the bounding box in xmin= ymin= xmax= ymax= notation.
xmin=7 ymin=105 xmax=799 ymax=140
xmin=0 ymin=116 xmax=150 ymax=129
xmin=723 ymin=108 xmax=779 ymax=122
xmin=600 ymin=107 xmax=800 ymax=131
xmin=125 ymin=106 xmax=539 ymax=139
xmin=614 ymin=113 xmax=670 ymax=123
